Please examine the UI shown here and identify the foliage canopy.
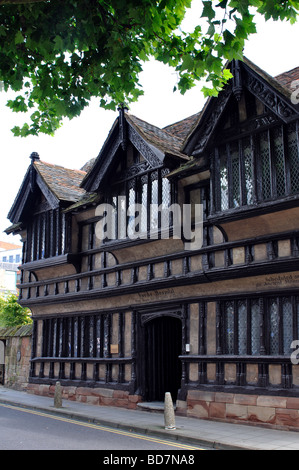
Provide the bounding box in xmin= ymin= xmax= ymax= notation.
xmin=0 ymin=294 xmax=32 ymax=327
xmin=0 ymin=0 xmax=299 ymax=136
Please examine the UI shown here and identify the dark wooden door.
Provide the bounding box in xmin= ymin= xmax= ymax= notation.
xmin=144 ymin=316 xmax=182 ymax=402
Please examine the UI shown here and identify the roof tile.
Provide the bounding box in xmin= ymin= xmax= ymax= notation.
xmin=126 ymin=113 xmax=189 ymax=160
xmin=34 ymin=160 xmax=86 ymax=202
xmin=275 ymin=66 xmax=299 ymax=92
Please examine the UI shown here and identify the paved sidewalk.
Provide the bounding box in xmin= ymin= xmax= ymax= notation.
xmin=0 ymin=386 xmax=299 ymax=450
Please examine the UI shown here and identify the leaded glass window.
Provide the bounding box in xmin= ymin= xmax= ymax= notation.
xmin=238 ymin=301 xmax=247 ymax=355
xmin=222 ymin=296 xmax=299 ymax=357
xmin=231 ymin=142 xmax=240 ymax=208
xmin=225 ymin=301 xmax=235 ymax=354
xmin=104 ymin=167 xmax=172 ymax=241
xmin=260 ymin=131 xmax=272 ymax=200
xmin=215 ymin=121 xmax=299 ymax=213
xmin=243 ymin=137 xmax=254 ymax=205
xmin=282 ymin=298 xmax=293 ymax=356
xmin=219 ymin=150 xmax=229 ymax=211
xmin=251 ymin=301 xmax=261 ymax=355
xmin=151 ymin=177 xmax=159 ymax=230
xmin=288 ymin=122 xmax=299 ymax=193
xmin=141 ymin=180 xmax=148 ymax=232
xmin=269 ymin=299 xmax=279 ymax=355
xmin=272 ymin=126 xmax=286 ymax=198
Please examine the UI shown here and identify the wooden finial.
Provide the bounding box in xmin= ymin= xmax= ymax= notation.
xmin=30 ymin=152 xmax=40 ymax=162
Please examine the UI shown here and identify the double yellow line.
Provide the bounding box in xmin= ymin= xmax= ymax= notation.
xmin=0 ymin=403 xmax=204 ymax=450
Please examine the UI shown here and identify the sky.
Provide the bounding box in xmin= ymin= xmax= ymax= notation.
xmin=1 ymin=2 xmax=299 ymax=245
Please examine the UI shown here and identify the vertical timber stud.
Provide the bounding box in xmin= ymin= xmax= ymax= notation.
xmin=180 ymin=305 xmax=188 ymax=398
xmin=30 ymin=319 xmax=38 ymax=378
xmin=118 ymin=105 xmax=128 ymax=151
xmin=131 ymin=311 xmax=137 ymax=395
xmin=198 ymin=302 xmax=207 ymax=384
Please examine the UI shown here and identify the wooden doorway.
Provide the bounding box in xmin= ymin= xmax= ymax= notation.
xmin=143 ymin=315 xmax=182 ymax=402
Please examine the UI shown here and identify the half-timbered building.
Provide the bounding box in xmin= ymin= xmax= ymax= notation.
xmin=6 ymin=58 xmax=299 ymax=428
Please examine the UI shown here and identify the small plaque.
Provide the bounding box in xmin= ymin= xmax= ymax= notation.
xmin=110 ymin=344 xmax=119 ymax=354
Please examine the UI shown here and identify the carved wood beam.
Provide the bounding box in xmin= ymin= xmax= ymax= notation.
xmin=184 ymin=85 xmax=232 ymax=156
xmin=243 ymin=63 xmax=299 ymax=124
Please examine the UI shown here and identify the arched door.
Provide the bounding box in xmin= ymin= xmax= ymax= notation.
xmin=143 ymin=316 xmax=182 ymax=402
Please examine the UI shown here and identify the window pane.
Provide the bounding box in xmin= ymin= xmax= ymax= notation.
xmin=272 ymin=126 xmax=286 ymax=197
xmin=96 ymin=317 xmax=102 ymax=358
xmin=219 ymin=149 xmax=229 ymax=211
xmin=251 ymin=301 xmax=261 ymax=355
xmin=58 ymin=319 xmax=63 ymax=357
xmin=238 ymin=301 xmax=247 ymax=354
xmin=269 ymin=299 xmax=279 ymax=354
xmin=74 ymin=317 xmax=78 ymax=357
xmin=243 ymin=137 xmax=254 ymax=205
xmin=231 ymin=142 xmax=240 ymax=208
xmin=151 ymin=178 xmax=159 ymax=230
xmin=141 ymin=182 xmax=148 ymax=233
xmin=111 ymin=196 xmax=118 ymax=240
xmin=225 ymin=301 xmax=235 ymax=354
xmin=282 ymin=298 xmax=293 ymax=356
xmin=89 ymin=317 xmax=94 ymax=357
xmin=287 ymin=122 xmax=299 ymax=193
xmin=260 ymin=131 xmax=271 ymax=200
xmin=80 ymin=317 xmax=85 ymax=357
xmin=52 ymin=319 xmax=57 ymax=357
xmin=162 ymin=177 xmax=171 ymax=228
xmin=127 ymin=187 xmax=136 ymax=237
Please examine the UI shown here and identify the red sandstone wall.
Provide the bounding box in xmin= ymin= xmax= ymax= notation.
xmin=27 ymin=383 xmax=142 ymax=410
xmin=176 ymin=390 xmax=299 ymax=430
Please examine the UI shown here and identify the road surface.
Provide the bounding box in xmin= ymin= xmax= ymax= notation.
xmin=0 ymin=402 xmax=207 ymax=455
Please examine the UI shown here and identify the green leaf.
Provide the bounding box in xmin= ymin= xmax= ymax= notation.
xmin=201 ymin=1 xmax=216 ymax=20
xmin=0 ymin=0 xmax=298 ymax=136
xmin=0 ymin=294 xmax=32 ymax=327
xmin=54 ymin=35 xmax=64 ymax=51
xmin=180 ymin=54 xmax=194 ymax=71
xmin=14 ymin=30 xmax=24 ymax=45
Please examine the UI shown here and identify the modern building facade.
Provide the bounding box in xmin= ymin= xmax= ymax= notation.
xmin=6 ymin=58 xmax=299 ymax=428
xmin=0 ymin=241 xmax=22 ymax=295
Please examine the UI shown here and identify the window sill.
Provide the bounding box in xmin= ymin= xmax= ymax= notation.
xmin=209 ymin=193 xmax=299 ymax=224
xmin=22 ymin=254 xmax=80 ymax=272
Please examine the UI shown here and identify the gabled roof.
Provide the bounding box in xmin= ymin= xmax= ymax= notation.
xmin=7 ymin=154 xmax=87 ymax=225
xmin=182 ymin=57 xmax=299 ymax=156
xmin=81 ymin=109 xmax=190 ymax=193
xmin=126 ymin=113 xmax=189 ymax=160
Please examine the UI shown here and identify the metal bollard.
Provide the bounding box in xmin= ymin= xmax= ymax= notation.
xmin=164 ymin=392 xmax=176 ymax=430
xmin=54 ymin=381 xmax=62 ymax=408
